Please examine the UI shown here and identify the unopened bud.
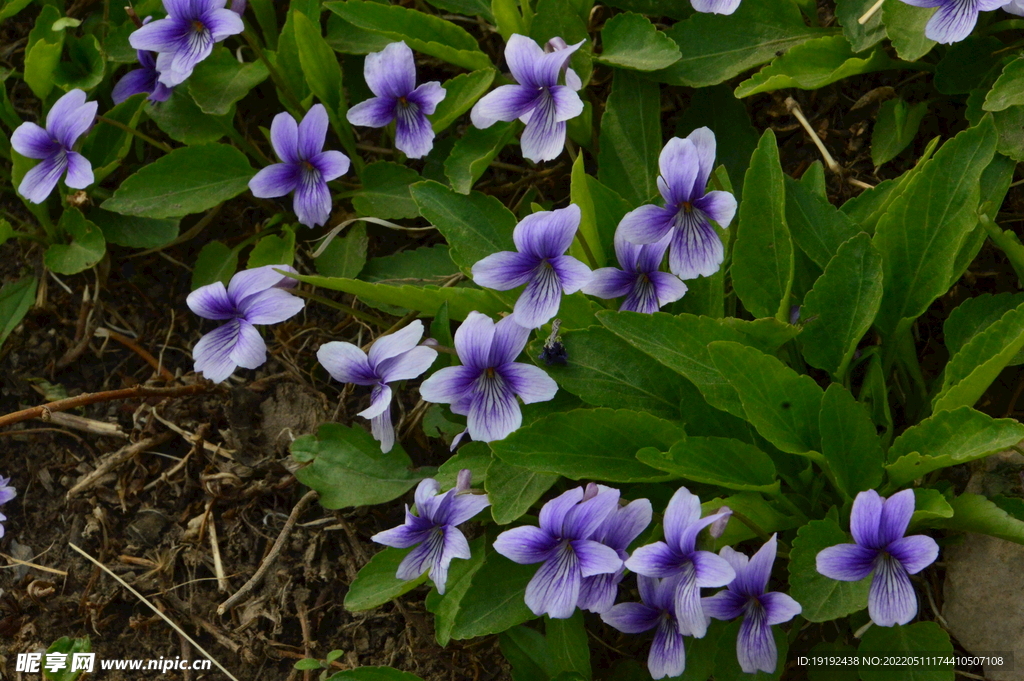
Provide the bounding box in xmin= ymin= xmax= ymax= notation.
xmin=456 ymin=469 xmax=472 ymax=493
xmin=709 ymin=507 xmax=731 ymax=538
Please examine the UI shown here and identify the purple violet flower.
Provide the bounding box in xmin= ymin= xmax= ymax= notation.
xmin=601 ymin=575 xmax=687 ymax=679
xmin=317 ymin=320 xmax=438 ymax=453
xmin=578 ymin=497 xmax=653 ymax=613
xmin=494 ymin=484 xmax=624 ymax=618
xmin=582 ymin=231 xmax=687 ymax=313
xmin=346 ymin=41 xmax=447 ymax=159
xmin=470 ymin=34 xmax=584 ymax=163
xmin=11 ymin=89 xmax=96 ymax=204
xmin=897 ymin=0 xmax=1006 ymax=43
xmin=419 ymin=312 xmax=557 ymax=443
xmin=691 ymin=0 xmax=742 ymax=14
xmin=249 ymin=104 xmax=351 ymax=228
xmin=617 ymin=128 xmax=736 ymax=280
xmin=113 ymin=18 xmax=174 ymax=105
xmin=471 ymin=204 xmax=592 ymax=329
xmin=702 ymin=535 xmax=802 ymax=674
xmin=372 ymin=471 xmax=490 ymax=594
xmin=624 ymin=487 xmax=735 ymax=638
xmin=816 ymin=489 xmax=939 ymax=627
xmin=186 ymin=265 xmax=305 ymax=383
xmin=0 ymin=475 xmax=15 ymax=540
xmin=129 ymin=0 xmax=244 ymax=87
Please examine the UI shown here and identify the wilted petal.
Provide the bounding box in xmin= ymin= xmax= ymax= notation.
xmin=489 ymin=315 xmax=532 ymax=367
xmin=761 ymin=591 xmax=802 ymax=625
xmin=347 ymin=96 xmax=396 ymax=128
xmin=470 ymin=85 xmax=540 ymax=128
xmin=368 ymin=320 xmax=425 ymax=368
xmin=250 ymin=163 xmax=300 ymax=198
xmin=378 ymin=346 xmax=438 ymax=384
xmin=514 ymin=264 xmax=563 ymax=329
xmin=293 ymin=168 xmax=332 ymax=228
xmin=270 ymin=111 xmax=300 ymax=164
xmin=64 ymin=152 xmax=94 ymax=189
xmin=888 ymin=534 xmax=939 ymax=575
xmin=701 ymin=589 xmax=746 ymax=621
xmin=649 ymin=615 xmax=686 ymax=679
xmin=850 ymin=490 xmax=884 ymax=549
xmin=317 ymin=341 xmax=377 ymax=385
xmin=582 ymin=268 xmax=634 ymax=300
xmin=472 ymin=250 xmax=538 ymax=290
xmin=493 ymin=525 xmax=559 ymax=564
xmin=625 ymin=542 xmax=683 ymax=579
xmin=297 ymin=104 xmax=329 ymax=161
xmin=420 ymin=365 xmax=479 ymax=404
xmin=524 ymin=543 xmax=581 ymax=618
xmin=816 ymin=542 xmax=877 ymax=581
xmin=549 ymin=255 xmax=591 ymax=293
xmin=514 ymin=204 xmax=580 ymax=259
xmin=601 ymin=601 xmax=660 ymax=634
xmin=738 ymin=604 xmax=777 ymax=674
xmin=693 ymin=190 xmax=737 ymax=228
xmin=868 ymin=553 xmax=917 ymax=626
xmin=658 ymin=137 xmax=700 ymax=206
xmin=365 ymin=41 xmax=416 ymax=99
xmin=18 ymin=154 xmax=67 ymax=204
xmin=617 ymin=204 xmax=676 ymax=245
xmin=312 ymin=150 xmax=350 ymax=182
xmin=454 ymin=311 xmax=496 ymax=370
xmin=501 ymin=362 xmax=558 ymax=404
xmin=520 ymin=93 xmax=566 ymax=163
xmin=878 ymin=489 xmax=915 ymax=547
xmin=926 ymin=0 xmax=980 ymax=43
xmin=467 ymin=372 xmax=522 ymax=442
xmin=186 ymin=281 xmax=235 ymax=320
xmin=668 ymin=213 xmax=724 ymax=280
xmin=11 ymin=122 xmax=57 ymax=159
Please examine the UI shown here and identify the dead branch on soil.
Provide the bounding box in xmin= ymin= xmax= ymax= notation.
xmin=66 ymin=432 xmax=175 ymax=498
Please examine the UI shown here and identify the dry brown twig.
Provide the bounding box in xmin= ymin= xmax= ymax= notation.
xmin=66 ymin=432 xmax=175 ymax=498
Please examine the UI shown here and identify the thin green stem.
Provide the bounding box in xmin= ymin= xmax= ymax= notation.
xmin=982 ymin=19 xmax=1024 ymax=34
xmin=223 ymin=119 xmax=273 ymax=166
xmin=574 ymin=230 xmax=599 ymax=269
xmin=97 ymin=115 xmax=173 ymax=153
xmin=289 ymin=289 xmax=390 ymax=328
xmin=980 ymin=211 xmax=1024 ymax=284
xmin=769 ymin=490 xmax=810 ymax=523
xmin=242 ymin=28 xmax=305 ymax=116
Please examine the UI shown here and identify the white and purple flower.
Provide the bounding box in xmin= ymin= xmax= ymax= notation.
xmin=419 ymin=312 xmax=557 ymax=444
xmin=624 ymin=487 xmax=735 ymax=638
xmin=617 ymin=128 xmax=736 ymax=280
xmin=582 ymin=231 xmax=687 ymax=314
xmin=249 ymin=104 xmax=351 ymax=228
xmin=578 ymin=496 xmax=653 ymax=614
xmin=470 ymin=34 xmax=584 ymax=163
xmin=703 ymin=535 xmax=803 ymax=674
xmin=317 ymin=320 xmax=438 ymax=453
xmin=11 ymin=89 xmax=96 ymax=204
xmin=690 ymin=0 xmax=742 ymax=14
xmin=897 ymin=0 xmax=1006 ymax=43
xmin=129 ymin=0 xmax=244 ymax=87
xmin=372 ymin=471 xmax=490 ymax=594
xmin=494 ymin=484 xmax=624 ymax=619
xmin=816 ymin=489 xmax=939 ymax=627
xmin=0 ymin=475 xmax=15 ymax=539
xmin=602 ymin=575 xmax=688 ymax=679
xmin=471 ymin=204 xmax=592 ymax=329
xmin=186 ymin=265 xmax=305 ymax=383
xmin=113 ymin=17 xmax=174 ymax=104
xmin=346 ymin=41 xmax=447 ymax=159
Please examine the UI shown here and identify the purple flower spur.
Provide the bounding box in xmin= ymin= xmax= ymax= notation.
xmin=419 ymin=312 xmax=558 ymax=444
xmin=11 ymin=89 xmax=97 ymax=204
xmin=601 ymin=575 xmax=688 ymax=679
xmin=816 ymin=489 xmax=939 ymax=627
xmin=617 ymin=127 xmax=736 ymax=280
xmin=129 ymin=0 xmax=244 ymax=87
xmin=494 ymin=484 xmax=623 ymax=618
xmin=0 ymin=475 xmax=15 ymax=540
xmin=346 ymin=41 xmax=447 ymax=159
xmin=582 ymin=231 xmax=687 ymax=314
xmin=317 ymin=320 xmax=438 ymax=453
xmin=112 ymin=18 xmax=173 ymax=104
xmin=470 ymin=34 xmax=584 ymax=163
xmin=624 ymin=486 xmax=735 ymax=638
xmin=577 ymin=496 xmax=653 ymax=613
xmin=702 ymin=535 xmax=802 ymax=674
xmin=372 ymin=471 xmax=490 ymax=594
xmin=186 ymin=265 xmax=305 ymax=383
xmin=471 ymin=204 xmax=592 ymax=329
xmin=249 ymin=104 xmax=351 ymax=228
xmin=897 ymin=0 xmax=1006 ymax=43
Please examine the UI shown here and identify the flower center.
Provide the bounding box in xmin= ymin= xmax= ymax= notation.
xmin=682 ymin=201 xmax=693 ymax=213
xmin=193 ymin=20 xmax=206 ymax=32
xmin=398 ymin=96 xmax=408 ymax=106
xmin=485 ymin=367 xmax=496 ymax=379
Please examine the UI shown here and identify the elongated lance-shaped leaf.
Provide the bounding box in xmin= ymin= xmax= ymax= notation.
xmin=410 ymin=181 xmax=516 ymax=271
xmin=637 ymin=436 xmax=779 ymax=493
xmin=597 ymin=69 xmax=661 ymax=208
xmin=733 ymin=129 xmax=793 ymax=321
xmin=819 ymin=384 xmax=884 ymax=497
xmin=784 ymin=174 xmax=861 ymax=270
xmin=569 ymin=154 xmax=605 ymax=267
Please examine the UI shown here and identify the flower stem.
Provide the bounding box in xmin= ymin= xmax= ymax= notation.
xmin=242 ymin=28 xmax=305 ymax=117
xmin=96 ymin=115 xmax=173 ymax=153
xmin=979 ymin=211 xmax=1024 ymax=284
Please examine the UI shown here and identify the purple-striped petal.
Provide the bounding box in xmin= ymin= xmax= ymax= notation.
xmin=549 ymin=255 xmax=592 ymax=293
xmin=317 ymin=341 xmax=377 ymax=385
xmin=472 ymin=250 xmax=538 ymax=290
xmin=420 ymin=365 xmax=480 ymax=404
xmin=377 ymin=346 xmax=438 ymax=384
xmin=761 ymin=591 xmax=802 ymax=625
xmin=887 ymin=534 xmax=939 ymax=575
xmin=520 ymin=93 xmax=566 ymax=163
xmin=649 ymin=617 xmax=686 ymax=679
xmin=926 ymin=0 xmax=979 ymax=43
xmin=815 ymin=542 xmax=877 ymax=581
xmin=432 ymin=525 xmax=471 ymax=593
xmin=868 ymin=553 xmax=918 ymax=626
xmin=573 ymin=539 xmax=622 ymax=576
xmin=453 ymin=311 xmax=495 ymax=371
xmin=186 ymin=281 xmax=235 ymax=320
xmin=162 ymin=29 xmax=216 ymax=86
xmin=371 ymin=509 xmax=434 ymax=547
xmin=312 ymin=150 xmax=350 ymax=182
xmin=297 ymin=104 xmax=329 ymax=161
xmin=539 ymin=487 xmax=585 ymax=535
xmin=505 ymin=33 xmax=547 ymax=87
xmin=250 ymin=163 xmax=300 ymax=198
xmin=415 ymin=478 xmax=442 ymax=513
xmin=658 ymin=137 xmax=700 ymax=206
xmin=293 ymin=167 xmax=332 ymax=228
xmin=228 ymin=264 xmax=293 ymax=301
xmin=635 ymin=238 xmax=670 ymax=273
xmin=701 ymin=589 xmax=746 ymax=620
xmin=625 ymin=542 xmax=683 ymax=579
xmin=238 ymin=287 xmax=303 ymax=325
xmin=395 ymin=103 xmax=435 ymax=159
xmin=467 ymin=371 xmax=522 ymax=442
xmin=203 ymin=7 xmax=244 ymax=41
xmin=693 ymin=189 xmax=737 ymax=228
xmin=673 ymin=568 xmax=708 ymax=637
xmin=621 ymin=275 xmax=661 ymax=314
xmin=663 ymin=487 xmax=703 ymax=551
xmin=501 ymin=362 xmax=558 ymax=404
xmin=368 ymin=320 xmax=425 ymax=368
xmin=489 ymin=315 xmax=532 ymax=367
xmin=617 ymin=204 xmax=676 ymax=245
xmin=599 ymin=498 xmax=653 ymax=551
xmin=63 ymin=152 xmax=94 ymax=189
xmin=470 ymin=85 xmax=540 ymax=128
xmin=734 ymin=534 xmax=777 ymax=597
xmin=850 ymin=489 xmax=883 ymax=549
xmin=494 ymin=525 xmax=560 ymax=564
xmin=667 ymin=213 xmax=724 ymax=280
xmin=524 ymin=543 xmax=581 ymax=618
xmin=441 ymin=492 xmax=490 ymax=526
xmin=577 ymin=570 xmax=623 ymax=613
xmin=11 ymin=122 xmax=57 ymax=159
xmin=129 ymin=17 xmax=188 ymax=53
xmin=193 ymin=319 xmax=266 ymax=382
xmin=18 ymin=154 xmax=67 ymax=204
xmin=112 ymin=68 xmax=158 ymax=104
xmin=371 ymin=402 xmax=395 ymax=453
xmin=513 ymin=265 xmax=563 ymax=329
xmin=550 ymin=85 xmax=583 ymax=122
xmin=563 ymin=487 xmax=620 ymax=540
xmin=357 ymin=383 xmax=393 ymax=420
xmin=582 ymin=268 xmax=634 ymax=300
xmin=738 ymin=603 xmax=777 ymax=674
xmin=685 ymin=126 xmax=717 ymax=195
xmin=691 ymin=550 xmax=736 ymax=588
xmin=649 ymin=271 xmax=688 ymax=308
xmin=514 ymin=204 xmax=580 ymax=259
xmin=601 ymin=601 xmax=660 ymax=634
xmin=270 ymin=111 xmax=300 ymax=164
xmin=878 ymin=489 xmax=915 ymax=547
xmin=407 ymin=80 xmax=446 ymax=115
xmin=365 ymin=41 xmax=416 ymax=99
xmin=396 ymin=528 xmax=443 ymax=579
xmin=347 ymin=96 xmax=396 ymax=128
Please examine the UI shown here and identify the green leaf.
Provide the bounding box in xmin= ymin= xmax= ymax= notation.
xmin=547 ymin=612 xmax=591 ymax=680
xmin=87 ymin=209 xmax=179 ymax=249
xmin=328 ymin=668 xmax=425 ymax=681
xmin=0 ymin=0 xmax=34 ymax=20
xmin=293 ymin=10 xmax=347 ymax=121
xmin=104 ymin=20 xmax=138 ymax=63
xmin=586 ymin=175 xmax=632 ymax=259
xmin=944 ymin=292 xmax=1024 ymax=358
xmin=490 ymin=408 xmax=681 ymax=483
xmin=353 ymin=162 xmax=422 ymax=219
xmin=841 ymin=136 xmax=940 ymax=232
xmin=435 ymin=442 xmax=489 ymax=488
xmin=0 ymin=276 xmax=37 ymax=351
xmin=885 ymin=407 xmax=1024 ymax=487
xmin=426 ymin=537 xmax=487 ymax=646
xmin=44 ymin=208 xmax=106 ymax=275
xmin=733 ymin=129 xmax=793 ymax=321
xmin=444 ymin=122 xmax=519 ymax=194
xmin=191 ymin=240 xmax=238 ymax=289
xmin=449 ymin=551 xmax=538 ymax=639
xmin=530 ymin=0 xmax=589 ymax=46
xmin=910 ymin=488 xmax=954 ymax=528
xmin=819 ymin=384 xmax=884 ymax=496
xmin=410 ymin=181 xmax=516 ymax=270
xmin=83 ymin=95 xmax=146 ymax=176
xmin=735 ymin=36 xmax=895 ymax=98
xmin=325 ymin=0 xmax=493 ymax=71
xmin=24 ymin=37 xmax=64 ymax=101
xmin=325 ymin=12 xmax=394 ymax=54
xmin=934 ymin=36 xmax=1004 ymax=95
xmin=637 ymin=436 xmax=778 ymax=492
xmin=873 ymin=117 xmax=997 ymax=339
xmin=858 ymin=622 xmax=953 ymax=681
xmin=317 ymin=224 xmax=367 ymax=278
xmin=537 ymin=326 xmax=690 ymax=419
xmin=597 ymin=69 xmax=661 ymax=207
xmin=708 ymin=341 xmax=823 ymax=455
xmin=967 ymin=90 xmax=1024 ymax=163
xmin=485 ymin=457 xmax=559 ymax=525
xmin=789 ymin=519 xmax=869 ymax=622
xmin=361 ymin=244 xmax=458 ymax=284
xmin=53 ymin=34 xmax=106 ymax=92
xmin=595 ymin=12 xmax=680 ymax=71
xmin=277 ymin=7 xmax=311 ymax=101
xmin=188 ymin=48 xmax=269 ymax=116
xmin=103 ymin=144 xmax=254 ymax=219
xmin=146 ymin=90 xmax=232 ymax=145
xmin=651 ymin=0 xmax=825 ymax=87
xmin=800 ymin=233 xmax=882 ymax=378
xmin=292 ymin=423 xmax=425 ymax=509
xmin=934 ymin=494 xmax=1024 ymax=544
xmin=43 ymin=636 xmax=92 ymax=681
xmin=430 ymin=69 xmax=496 ymax=133
xmin=345 ymin=547 xmax=429 ymax=611
xmin=500 ymin=626 xmax=552 ymax=681
xmin=248 ymin=227 xmax=296 ymax=268
xmin=294 ymin=659 xmax=323 ymax=670
xmin=872 ymin=98 xmax=929 ymax=167
xmin=424 ymin=0 xmax=494 ymax=20
xmin=568 ymin=155 xmax=605 ymax=267
xmin=934 ymin=301 xmax=1024 ymax=412
xmin=835 ymin=0 xmax=886 ymax=53
xmin=882 ymin=0 xmax=936 ymax=62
